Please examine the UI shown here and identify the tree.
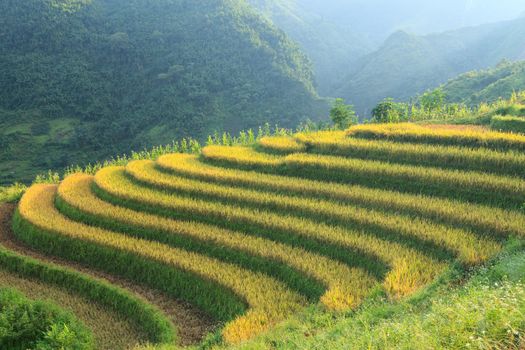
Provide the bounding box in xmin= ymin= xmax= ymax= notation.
xmin=330 ymin=98 xmax=357 ymax=129
xmin=420 ymin=88 xmax=446 ymax=115
xmin=371 ymin=98 xmax=407 ymax=123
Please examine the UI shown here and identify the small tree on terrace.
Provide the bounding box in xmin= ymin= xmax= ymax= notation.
xmin=420 ymin=88 xmax=446 ymax=116
xmin=330 ymin=98 xmax=357 ymax=130
xmin=371 ymin=98 xmax=407 ymax=123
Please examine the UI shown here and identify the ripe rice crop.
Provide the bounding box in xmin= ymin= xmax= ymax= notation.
xmin=158 ymin=154 xmax=525 ymax=238
xmin=294 ymin=131 xmax=525 ymax=178
xmin=347 ymin=123 xmax=525 ymax=152
xmin=16 ymin=184 xmax=307 ymax=343
xmin=202 ymin=145 xmax=281 ymax=169
xmin=94 ymin=166 xmax=448 ymax=298
xmin=257 ymin=136 xmax=306 ymax=154
xmin=57 ymin=173 xmax=377 ymax=311
xmin=126 ymin=160 xmax=500 ymax=265
xmin=202 ymin=146 xmax=525 ymax=209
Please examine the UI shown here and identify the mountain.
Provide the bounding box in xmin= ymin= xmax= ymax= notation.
xmin=246 ymin=0 xmax=525 ymax=98
xmin=0 ymin=0 xmax=327 ymax=185
xmin=440 ymin=60 xmax=525 ymax=105
xmin=246 ymin=0 xmax=374 ymax=95
xmin=336 ymin=17 xmax=525 ymax=116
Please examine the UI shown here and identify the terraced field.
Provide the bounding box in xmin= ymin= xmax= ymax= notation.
xmin=9 ymin=123 xmax=525 ymax=348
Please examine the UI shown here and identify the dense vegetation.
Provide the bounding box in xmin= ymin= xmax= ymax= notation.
xmin=0 ymin=287 xmax=93 ymax=350
xmin=440 ymin=59 xmax=525 ymax=106
xmin=335 ymin=17 xmax=525 ymax=116
xmin=0 ymin=0 xmax=327 ymax=185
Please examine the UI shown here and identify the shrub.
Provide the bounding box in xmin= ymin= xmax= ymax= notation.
xmin=0 ymin=287 xmax=93 ymax=350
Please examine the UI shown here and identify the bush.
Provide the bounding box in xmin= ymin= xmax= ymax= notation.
xmin=0 ymin=287 xmax=93 ymax=350
xmin=490 ymin=115 xmax=525 ymax=134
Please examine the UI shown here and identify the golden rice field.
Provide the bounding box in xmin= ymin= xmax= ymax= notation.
xmin=12 ymin=123 xmax=525 ymax=348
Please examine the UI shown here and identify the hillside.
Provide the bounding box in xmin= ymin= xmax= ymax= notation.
xmin=246 ymin=0 xmax=374 ymax=95
xmin=336 ymin=17 xmax=525 ymax=116
xmin=2 ymin=119 xmax=525 ymax=348
xmin=0 ymin=0 xmax=327 ymax=185
xmin=440 ymin=60 xmax=525 ymax=105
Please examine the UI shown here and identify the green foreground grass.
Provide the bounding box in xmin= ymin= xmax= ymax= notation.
xmin=214 ymin=239 xmax=525 ymax=350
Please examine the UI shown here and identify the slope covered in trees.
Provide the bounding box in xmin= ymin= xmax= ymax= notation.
xmin=0 ymin=0 xmax=326 ymax=185
xmin=246 ymin=0 xmax=374 ymax=95
xmin=440 ymin=60 xmax=525 ymax=105
xmin=335 ymin=17 xmax=525 ymax=116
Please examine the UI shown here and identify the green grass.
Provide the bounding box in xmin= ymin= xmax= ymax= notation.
xmin=220 ymin=239 xmax=525 ymax=350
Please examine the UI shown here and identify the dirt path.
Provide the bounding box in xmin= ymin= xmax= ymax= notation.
xmin=0 ymin=203 xmax=218 ymax=347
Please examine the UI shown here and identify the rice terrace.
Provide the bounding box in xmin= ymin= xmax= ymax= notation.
xmin=2 ymin=1 xmax=525 ymax=348
xmin=2 ymin=117 xmax=525 ymax=349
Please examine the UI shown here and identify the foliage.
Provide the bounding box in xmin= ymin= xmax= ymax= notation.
xmin=0 ymin=287 xmax=93 ymax=350
xmin=0 ymin=246 xmax=176 ymax=346
xmin=336 ymin=17 xmax=525 ymax=116
xmin=491 ymin=115 xmax=525 ymax=134
xmin=441 ymin=60 xmax=525 ymax=106
xmin=0 ymin=0 xmax=326 ymax=185
xmin=330 ymin=99 xmax=357 ymax=130
xmin=371 ymin=98 xmax=407 ymax=123
xmin=0 ymin=183 xmax=26 ymax=203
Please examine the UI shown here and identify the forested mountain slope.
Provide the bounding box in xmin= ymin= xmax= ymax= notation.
xmin=246 ymin=0 xmax=373 ymax=95
xmin=336 ymin=17 xmax=525 ymax=116
xmin=0 ymin=0 xmax=326 ymax=185
xmin=440 ymin=60 xmax=525 ymax=105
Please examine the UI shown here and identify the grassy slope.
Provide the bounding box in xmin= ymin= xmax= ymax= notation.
xmin=220 ymin=239 xmax=525 ymax=350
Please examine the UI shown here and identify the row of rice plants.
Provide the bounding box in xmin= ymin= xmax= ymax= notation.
xmin=56 ymin=173 xmax=377 ymax=311
xmin=257 ymin=136 xmax=306 ymax=154
xmin=127 ymin=160 xmax=500 ymax=265
xmin=93 ymin=166 xmax=448 ymax=298
xmin=157 ymin=155 xmax=525 ymax=238
xmin=14 ymin=184 xmax=307 ymax=344
xmin=201 ymin=146 xmax=525 ymax=209
xmin=290 ymin=131 xmax=525 ymax=178
xmin=347 ymin=123 xmax=525 ymax=152
xmin=0 ymin=245 xmax=176 ymax=347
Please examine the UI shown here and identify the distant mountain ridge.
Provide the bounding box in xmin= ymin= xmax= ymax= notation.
xmin=335 ymin=17 xmax=525 ymax=116
xmin=246 ymin=0 xmax=374 ymax=95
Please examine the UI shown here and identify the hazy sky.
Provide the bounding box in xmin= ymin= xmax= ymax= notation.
xmin=299 ymin=0 xmax=525 ymax=41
